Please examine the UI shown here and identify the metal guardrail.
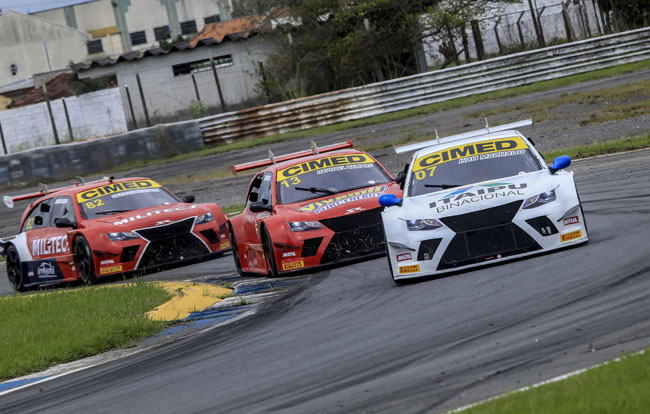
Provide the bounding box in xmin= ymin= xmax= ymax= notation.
xmin=199 ymin=27 xmax=650 ymax=146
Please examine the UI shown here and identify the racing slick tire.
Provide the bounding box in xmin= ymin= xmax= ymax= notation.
xmin=74 ymin=235 xmax=97 ymax=284
xmin=262 ymin=227 xmax=279 ymax=278
xmin=230 ymin=228 xmax=247 ymax=277
xmin=6 ymin=245 xmax=25 ymax=292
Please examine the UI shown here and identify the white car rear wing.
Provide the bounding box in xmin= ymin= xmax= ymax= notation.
xmin=394 ymin=119 xmax=534 ymax=155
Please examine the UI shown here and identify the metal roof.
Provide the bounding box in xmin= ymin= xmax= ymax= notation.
xmin=71 ymin=33 xmax=258 ymax=72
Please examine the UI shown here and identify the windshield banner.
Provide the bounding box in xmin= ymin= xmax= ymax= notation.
xmin=413 ymin=137 xmax=529 ymax=174
xmin=76 ymin=179 xmax=161 ymax=203
xmin=277 ymin=154 xmax=374 ymax=182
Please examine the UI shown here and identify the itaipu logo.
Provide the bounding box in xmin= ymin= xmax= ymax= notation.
xmin=429 ymin=182 xmax=527 ymax=213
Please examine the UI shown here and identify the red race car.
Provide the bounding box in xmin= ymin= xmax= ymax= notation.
xmin=228 ymin=141 xmax=402 ymax=276
xmin=0 ymin=177 xmax=231 ymax=291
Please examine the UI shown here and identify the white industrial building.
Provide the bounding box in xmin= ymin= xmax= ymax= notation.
xmin=33 ymin=0 xmax=233 ymax=59
xmin=0 ymin=10 xmax=91 ymax=88
xmin=73 ymin=16 xmax=274 ymax=128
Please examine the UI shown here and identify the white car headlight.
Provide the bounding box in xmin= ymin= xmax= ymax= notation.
xmin=522 ymin=190 xmax=557 ymax=209
xmin=105 ymin=231 xmax=140 ymax=241
xmin=405 ymin=219 xmax=443 ymax=231
xmin=195 ymin=213 xmax=214 ymax=225
xmin=288 ymin=221 xmax=323 ymax=232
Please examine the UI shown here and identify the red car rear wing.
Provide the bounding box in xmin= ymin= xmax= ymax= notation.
xmin=3 ymin=176 xmax=111 ymax=208
xmin=231 ymin=140 xmax=353 ymax=176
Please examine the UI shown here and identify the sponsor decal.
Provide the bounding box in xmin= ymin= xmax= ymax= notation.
xmin=429 ymin=182 xmax=527 ymax=213
xmin=299 ymin=185 xmax=387 ymax=214
xmin=561 ymin=229 xmax=583 ymax=242
xmin=277 ymin=154 xmax=374 ymax=182
xmin=31 ymin=236 xmax=70 ymax=256
xmin=399 ymin=264 xmax=420 ymax=274
xmin=345 ymin=207 xmax=365 ymax=215
xmin=563 ymin=216 xmax=579 ymax=225
xmin=27 ymin=270 xmax=35 ymax=278
xmin=112 ymin=205 xmax=198 ymax=225
xmin=37 ymin=262 xmax=57 ymax=278
xmin=156 ymin=219 xmax=173 ymax=226
xmin=283 ymin=251 xmax=297 ymax=258
xmin=396 ymin=253 xmax=412 ymax=262
xmin=282 ymin=260 xmax=305 ymax=271
xmin=413 ymin=137 xmax=529 ymax=175
xmin=219 ymin=241 xmax=231 ymax=249
xmin=77 ymin=179 xmax=161 ymax=203
xmin=100 ymin=259 xmax=115 ymax=265
xmin=100 ymin=265 xmax=123 ymax=275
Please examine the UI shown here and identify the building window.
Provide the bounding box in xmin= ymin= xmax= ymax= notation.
xmin=154 ymin=25 xmax=170 ymax=41
xmin=180 ymin=20 xmax=197 ymax=35
xmin=172 ymin=55 xmax=233 ymax=76
xmin=130 ymin=30 xmax=147 ymax=46
xmin=87 ymin=39 xmax=103 ymax=54
xmin=204 ymin=15 xmax=220 ymax=24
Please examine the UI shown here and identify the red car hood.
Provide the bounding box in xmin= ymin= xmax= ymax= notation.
xmin=278 ymin=183 xmax=400 ymax=219
xmin=89 ymin=203 xmax=210 ymax=230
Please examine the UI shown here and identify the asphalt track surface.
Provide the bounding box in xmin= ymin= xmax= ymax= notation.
xmin=1 ymin=147 xmax=650 ymax=413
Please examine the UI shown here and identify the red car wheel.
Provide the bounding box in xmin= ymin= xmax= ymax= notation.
xmin=74 ymin=235 xmax=96 ymax=284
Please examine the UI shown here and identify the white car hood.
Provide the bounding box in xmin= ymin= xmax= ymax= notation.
xmin=403 ymin=170 xmax=560 ymax=218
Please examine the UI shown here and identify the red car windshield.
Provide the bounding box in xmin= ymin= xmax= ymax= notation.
xmin=276 ymin=153 xmax=392 ymax=204
xmin=76 ymin=179 xmax=178 ymax=219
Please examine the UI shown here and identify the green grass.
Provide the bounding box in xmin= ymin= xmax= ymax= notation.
xmin=543 ymin=134 xmax=650 ymax=162
xmin=221 ymin=203 xmax=245 ymax=216
xmin=462 ymin=349 xmax=650 ymax=414
xmin=0 ymin=282 xmax=170 ymax=381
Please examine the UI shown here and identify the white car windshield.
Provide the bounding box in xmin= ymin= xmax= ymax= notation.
xmin=408 ymin=137 xmax=542 ymax=197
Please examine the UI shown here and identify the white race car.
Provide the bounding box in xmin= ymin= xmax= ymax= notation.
xmin=379 ymin=119 xmax=588 ymax=283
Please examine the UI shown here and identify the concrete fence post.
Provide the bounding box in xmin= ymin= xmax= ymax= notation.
xmin=62 ymin=98 xmax=74 ymax=141
xmin=125 ymin=84 xmax=138 ymax=130
xmin=135 ymin=70 xmax=151 ymax=127
xmin=0 ymin=119 xmax=7 ymax=155
xmin=42 ymin=85 xmax=60 ymax=145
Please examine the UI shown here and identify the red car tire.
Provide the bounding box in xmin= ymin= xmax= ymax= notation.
xmin=74 ymin=235 xmax=96 ymax=284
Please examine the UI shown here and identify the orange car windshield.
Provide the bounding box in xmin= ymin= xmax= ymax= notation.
xmin=276 ymin=154 xmax=391 ymax=204
xmin=76 ymin=179 xmax=178 ymax=219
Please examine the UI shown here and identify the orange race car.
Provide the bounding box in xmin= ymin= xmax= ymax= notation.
xmin=0 ymin=177 xmax=231 ymax=291
xmin=228 ymin=141 xmax=402 ymax=276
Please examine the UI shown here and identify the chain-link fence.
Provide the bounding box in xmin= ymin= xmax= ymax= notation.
xmin=423 ymin=1 xmax=607 ymax=67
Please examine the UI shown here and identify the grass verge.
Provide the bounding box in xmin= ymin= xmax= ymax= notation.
xmin=461 ymin=349 xmax=650 ymax=414
xmin=543 ymin=134 xmax=650 ymax=161
xmin=0 ymin=282 xmax=170 ymax=381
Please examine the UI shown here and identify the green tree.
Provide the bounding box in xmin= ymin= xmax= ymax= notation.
xmin=258 ymin=0 xmax=425 ymax=102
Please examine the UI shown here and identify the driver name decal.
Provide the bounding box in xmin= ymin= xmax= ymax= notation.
xmin=413 ymin=137 xmax=529 ymax=176
xmin=277 ymin=154 xmax=374 ymax=182
xmin=299 ymin=185 xmax=387 ymax=214
xmin=429 ymin=183 xmax=527 ymax=213
xmin=76 ymin=179 xmax=161 ymax=203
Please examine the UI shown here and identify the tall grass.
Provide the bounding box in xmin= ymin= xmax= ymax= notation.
xmin=0 ymin=282 xmax=170 ymax=380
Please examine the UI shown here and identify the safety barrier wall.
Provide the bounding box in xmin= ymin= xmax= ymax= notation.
xmin=199 ymin=26 xmax=650 ymax=145
xmin=0 ymin=121 xmax=204 ymax=189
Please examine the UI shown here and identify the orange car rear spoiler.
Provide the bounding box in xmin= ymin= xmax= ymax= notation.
xmin=231 ymin=140 xmax=353 ymax=176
